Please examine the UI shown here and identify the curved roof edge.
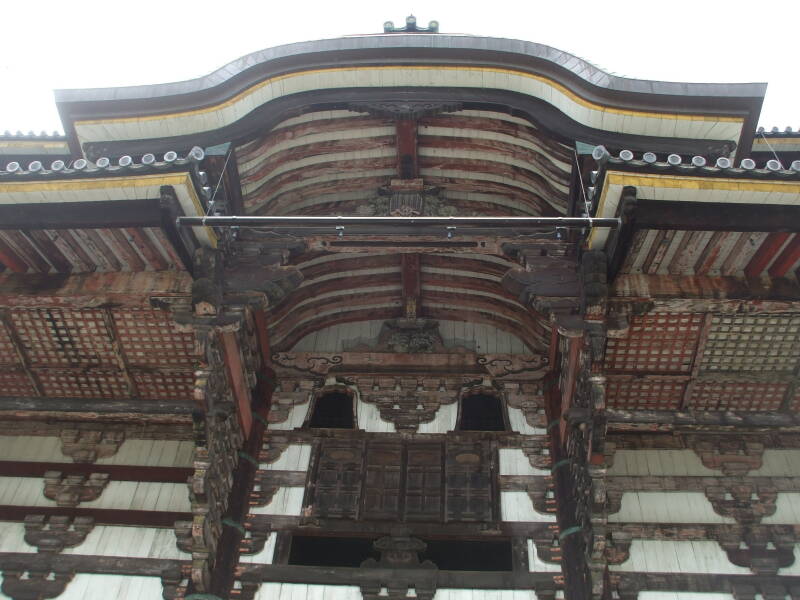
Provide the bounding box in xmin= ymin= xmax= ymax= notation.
xmin=54 ymin=35 xmax=767 ymax=105
xmin=53 ymin=34 xmax=767 ymax=162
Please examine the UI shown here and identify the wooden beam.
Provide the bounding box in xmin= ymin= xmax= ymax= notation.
xmin=610 ymin=273 xmax=800 ymax=303
xmin=745 ymin=232 xmax=792 ymax=278
xmin=605 ymin=408 xmax=800 ymax=431
xmin=0 ymin=271 xmax=191 ymax=309
xmin=0 ymin=506 xmax=189 ymax=528
xmin=0 ymin=199 xmax=165 ymax=230
xmin=0 ymin=461 xmax=192 ymax=482
xmin=401 ymin=253 xmax=422 ymax=319
xmin=0 ymin=396 xmax=193 ymax=417
xmin=630 ymin=200 xmax=800 ymax=233
xmin=395 ymin=118 xmax=419 ymax=178
xmin=238 ymin=564 xmax=555 ymax=589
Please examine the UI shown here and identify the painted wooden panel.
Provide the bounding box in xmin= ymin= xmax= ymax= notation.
xmin=527 ymin=539 xmax=560 ymax=573
xmin=507 ymin=407 xmax=544 ymax=435
xmin=0 ymin=522 xmax=186 ymax=559
xmin=240 ymin=532 xmax=277 ymax=564
xmin=436 ymin=591 xmax=538 ymax=600
xmin=778 ymin=544 xmax=800 ymax=575
xmin=57 ymin=574 xmax=164 ymax=600
xmin=762 ymin=493 xmax=800 ymax=524
xmin=357 ymin=398 xmax=396 ymax=433
xmin=255 ymin=583 xmax=362 ymax=600
xmin=291 ymin=319 xmax=532 ymax=354
xmin=261 ymin=444 xmax=312 ymax=472
xmin=608 ymin=492 xmax=735 ymax=524
xmin=0 ymin=478 xmax=189 ymax=512
xmin=417 ymin=402 xmax=457 ymax=434
xmin=0 ymin=436 xmax=194 ymax=467
xmin=250 ymin=487 xmax=305 ymax=516
xmin=253 ymin=585 xmax=539 ymax=600
xmin=501 ymin=491 xmax=556 ymax=523
xmin=499 ymin=449 xmax=549 ymax=476
xmin=0 ymin=521 xmax=28 ymax=553
xmin=607 ymin=450 xmax=717 ymax=476
xmin=269 ymin=401 xmax=310 ymax=431
xmin=61 ymin=526 xmax=187 ymax=559
xmin=638 ymin=594 xmax=734 ymax=600
xmin=609 ymin=540 xmax=750 ymax=574
xmin=752 ymin=450 xmax=800 ymax=476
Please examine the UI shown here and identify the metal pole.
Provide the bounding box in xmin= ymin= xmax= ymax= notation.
xmin=177 ymin=215 xmax=620 ymax=228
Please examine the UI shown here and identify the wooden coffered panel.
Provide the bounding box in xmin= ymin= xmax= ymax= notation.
xmin=603 ymin=312 xmax=800 ymax=412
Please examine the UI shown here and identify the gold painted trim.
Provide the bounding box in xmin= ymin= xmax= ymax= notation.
xmin=605 ymin=171 xmax=800 ymax=193
xmin=74 ymin=65 xmax=744 ymax=129
xmin=588 ymin=170 xmax=800 ymax=247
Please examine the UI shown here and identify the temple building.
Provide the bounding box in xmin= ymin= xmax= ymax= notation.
xmin=2 ymin=16 xmax=800 ymax=600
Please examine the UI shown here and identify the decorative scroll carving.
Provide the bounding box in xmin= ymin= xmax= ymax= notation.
xmin=360 ymin=527 xmax=438 ymax=600
xmin=520 ymin=439 xmax=552 ymax=470
xmin=160 ymin=566 xmax=187 ymax=600
xmin=173 ymin=520 xmax=192 ymax=554
xmin=0 ymin=569 xmax=73 ymax=600
xmin=179 ymin=321 xmax=250 ymax=591
xmin=240 ymin=527 xmax=270 ymax=555
xmin=272 ymin=352 xmax=343 ymax=375
xmin=380 ymin=319 xmax=444 ymax=353
xmin=185 ymin=401 xmax=243 ymax=591
xmin=259 ymin=434 xmax=291 ymax=463
xmin=718 ymin=527 xmax=796 ymax=575
xmin=43 ymin=472 xmax=109 ymax=508
xmin=530 ymin=533 xmax=562 ymax=565
xmin=348 ymin=101 xmax=460 ymax=119
xmin=477 ymin=354 xmax=547 ymax=377
xmin=356 ymin=376 xmax=460 ymax=432
xmin=705 ymin=484 xmax=778 ymax=524
xmin=59 ymin=429 xmax=125 ymax=463
xmin=686 ymin=436 xmax=766 ymax=476
xmin=527 ymin=483 xmax=557 ymax=515
xmin=23 ymin=515 xmax=94 ymax=553
xmin=250 ymin=471 xmax=307 ymax=507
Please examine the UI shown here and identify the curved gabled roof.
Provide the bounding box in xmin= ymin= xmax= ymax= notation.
xmin=54 ymin=34 xmax=766 ymax=160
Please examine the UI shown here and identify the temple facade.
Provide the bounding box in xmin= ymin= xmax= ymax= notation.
xmin=0 ymin=17 xmax=799 ymax=600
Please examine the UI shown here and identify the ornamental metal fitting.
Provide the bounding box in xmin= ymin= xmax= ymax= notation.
xmin=384 ymin=15 xmax=439 ymax=33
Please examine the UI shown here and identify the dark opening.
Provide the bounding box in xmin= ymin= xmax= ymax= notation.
xmin=288 ymin=535 xmax=377 ymax=567
xmin=458 ymin=394 xmax=506 ymax=431
xmin=423 ymin=539 xmax=512 ymax=571
xmin=308 ymin=391 xmax=355 ymax=429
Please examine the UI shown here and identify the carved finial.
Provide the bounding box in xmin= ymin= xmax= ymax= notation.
xmin=383 ymin=15 xmax=439 ymax=33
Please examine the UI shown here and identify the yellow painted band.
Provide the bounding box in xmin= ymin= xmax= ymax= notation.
xmin=74 ymin=65 xmax=743 ymax=129
xmin=605 ymin=171 xmax=800 ymax=193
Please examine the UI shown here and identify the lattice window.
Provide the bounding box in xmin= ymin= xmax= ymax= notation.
xmin=405 ymin=442 xmax=443 ymax=522
xmin=689 ymin=381 xmax=787 ymax=411
xmin=445 ymin=442 xmax=494 ymax=522
xmin=605 ymin=376 xmax=685 ymax=410
xmin=10 ymin=309 xmax=115 ymax=368
xmin=362 ymin=442 xmax=402 ymax=520
xmin=313 ymin=441 xmax=364 ymax=519
xmin=605 ymin=313 xmax=703 ymax=373
xmin=700 ymin=315 xmax=800 ymax=373
xmin=113 ymin=309 xmax=196 ymax=369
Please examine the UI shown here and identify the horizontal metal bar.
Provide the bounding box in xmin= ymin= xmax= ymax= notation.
xmin=178 ymin=215 xmax=620 ymax=229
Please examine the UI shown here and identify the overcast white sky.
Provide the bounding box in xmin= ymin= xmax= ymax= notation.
xmin=2 ymin=0 xmax=798 ymax=133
